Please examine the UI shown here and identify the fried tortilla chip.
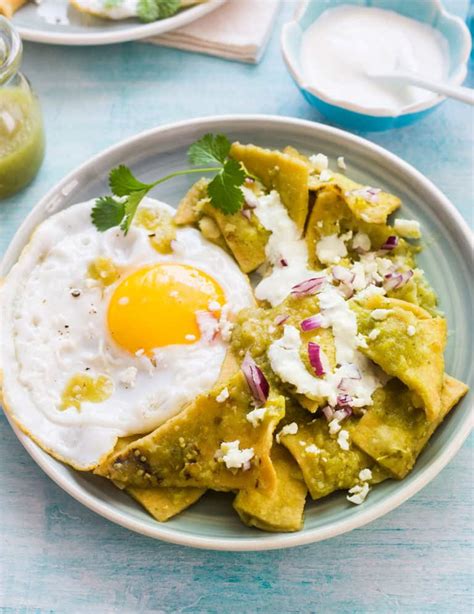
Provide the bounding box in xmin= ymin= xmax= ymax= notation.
xmin=352 ymin=295 xmax=447 ymax=421
xmin=174 ymin=177 xmax=209 ymax=225
xmin=305 ymin=184 xmax=405 ymax=269
xmin=230 ymin=142 xmax=310 ymax=233
xmin=94 ymin=352 xmax=241 ymax=521
xmin=282 ymin=145 xmax=400 ymax=224
xmin=127 ymin=486 xmax=205 ymax=522
xmin=280 ymin=416 xmax=388 ymax=500
xmin=201 ymin=199 xmax=270 ymax=273
xmin=230 ymin=294 xmax=336 ymax=412
xmin=0 ymin=0 xmax=26 ymax=17
xmin=100 ymin=372 xmax=285 ymax=492
xmin=233 ymin=444 xmax=307 ymax=532
xmin=351 ymin=376 xmax=468 ymax=479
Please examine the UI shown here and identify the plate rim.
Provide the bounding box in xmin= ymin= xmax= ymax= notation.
xmin=1 ymin=114 xmax=473 ymax=551
xmin=14 ymin=0 xmax=226 ymax=46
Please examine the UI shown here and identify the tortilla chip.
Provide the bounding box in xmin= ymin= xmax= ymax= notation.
xmin=231 ymin=294 xmax=336 ymax=412
xmin=230 ymin=142 xmax=310 ymax=233
xmin=352 ymin=295 xmax=447 ymax=421
xmin=351 ymin=375 xmax=468 ymax=479
xmin=305 ymin=184 xmax=405 ymax=269
xmin=280 ymin=416 xmax=388 ymax=500
xmin=197 ymin=215 xmax=229 ymax=252
xmin=174 ymin=178 xmax=209 ymax=225
xmin=95 ymin=352 xmax=242 ymax=521
xmin=99 ymin=372 xmax=285 ymax=492
xmin=233 ymin=444 xmax=307 ymax=532
xmin=127 ymin=486 xmax=205 ymax=522
xmin=313 ymin=173 xmax=400 ymax=224
xmin=201 ymin=200 xmax=270 ymax=273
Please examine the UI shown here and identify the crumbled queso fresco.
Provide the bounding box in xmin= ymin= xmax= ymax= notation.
xmin=276 ymin=421 xmax=298 ymax=443
xmin=215 ymin=387 xmax=229 ymax=403
xmin=215 ymin=440 xmax=254 ymax=470
xmin=246 ymin=406 xmax=267 ymax=427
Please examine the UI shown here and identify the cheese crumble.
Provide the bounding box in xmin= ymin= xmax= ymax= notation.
xmin=276 ymin=421 xmax=298 ymax=443
xmin=215 ymin=387 xmax=229 ymax=403
xmin=246 ymin=406 xmax=267 ymax=427
xmin=337 ymin=429 xmax=350 ymax=451
xmin=215 ymin=440 xmax=254 ymax=471
xmin=347 ymin=482 xmax=370 ymax=505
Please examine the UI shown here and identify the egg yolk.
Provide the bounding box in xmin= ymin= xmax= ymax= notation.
xmin=107 ymin=263 xmax=225 ymax=354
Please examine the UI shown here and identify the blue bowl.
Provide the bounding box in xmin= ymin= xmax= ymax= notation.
xmin=281 ymin=0 xmax=472 ymax=131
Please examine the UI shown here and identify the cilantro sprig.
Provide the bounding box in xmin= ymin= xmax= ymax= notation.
xmin=91 ymin=133 xmax=246 ymax=234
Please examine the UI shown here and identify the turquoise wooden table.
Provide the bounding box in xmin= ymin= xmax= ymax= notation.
xmin=1 ymin=4 xmax=473 ymax=612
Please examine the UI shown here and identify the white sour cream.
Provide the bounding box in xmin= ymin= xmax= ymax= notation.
xmin=300 ymin=5 xmax=449 ymax=112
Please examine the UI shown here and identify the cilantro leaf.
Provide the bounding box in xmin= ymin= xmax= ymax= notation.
xmin=91 ymin=133 xmax=247 ymax=233
xmin=207 ymin=159 xmax=245 ymax=215
xmin=109 ymin=165 xmax=150 ymax=197
xmin=137 ymin=0 xmax=180 ymax=22
xmin=156 ymin=0 xmax=180 ymax=18
xmin=188 ymin=133 xmax=231 ymax=168
xmin=120 ymin=189 xmax=148 ymax=234
xmin=91 ymin=197 xmax=126 ymax=232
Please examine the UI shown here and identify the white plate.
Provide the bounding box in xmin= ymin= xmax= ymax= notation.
xmin=1 ymin=115 xmax=472 ymax=551
xmin=12 ymin=0 xmax=225 ymax=45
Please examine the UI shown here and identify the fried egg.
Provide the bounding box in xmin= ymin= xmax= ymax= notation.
xmin=0 ymin=198 xmax=253 ymax=469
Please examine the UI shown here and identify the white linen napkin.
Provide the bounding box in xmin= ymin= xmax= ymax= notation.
xmin=145 ymin=0 xmax=281 ymax=64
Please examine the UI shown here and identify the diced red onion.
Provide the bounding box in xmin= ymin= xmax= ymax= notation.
xmin=300 ymin=314 xmax=324 ymax=332
xmin=380 ymin=235 xmax=398 ymax=251
xmin=332 ymin=265 xmax=355 ymax=284
xmin=308 ymin=342 xmax=325 ymax=377
xmin=348 ymin=187 xmax=381 ymax=203
xmin=338 ymin=283 xmax=354 ymax=300
xmin=383 ymin=269 xmax=413 ymax=291
xmin=241 ymin=208 xmax=252 ymax=221
xmin=195 ymin=310 xmax=219 ymax=342
xmin=241 ymin=352 xmax=269 ymax=407
xmin=291 ymin=277 xmax=326 ymax=297
xmin=336 ymin=394 xmax=353 ymax=412
xmin=274 ymin=314 xmax=289 ymax=326
xmin=322 ymin=405 xmax=334 ymax=421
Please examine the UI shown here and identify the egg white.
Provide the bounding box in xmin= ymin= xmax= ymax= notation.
xmin=0 ymin=198 xmax=253 ymax=470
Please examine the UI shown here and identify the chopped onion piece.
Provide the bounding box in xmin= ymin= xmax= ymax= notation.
xmin=336 ymin=394 xmax=353 ymax=413
xmin=332 ymin=265 xmax=355 ymax=284
xmin=274 ymin=314 xmax=289 ymax=326
xmin=291 ymin=277 xmax=326 ymax=297
xmin=300 ymin=315 xmax=324 ymax=332
xmin=380 ymin=235 xmax=398 ymax=251
xmin=383 ymin=269 xmax=413 ymax=291
xmin=349 ymin=186 xmax=381 ymax=202
xmin=241 ymin=352 xmax=269 ymax=407
xmin=308 ymin=342 xmax=325 ymax=377
xmin=322 ymin=405 xmax=334 ymax=421
xmin=241 ymin=208 xmax=252 ymax=221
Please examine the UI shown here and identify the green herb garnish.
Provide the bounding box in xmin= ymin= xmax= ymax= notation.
xmin=91 ymin=133 xmax=246 ymax=234
xmin=137 ymin=0 xmax=181 ymax=23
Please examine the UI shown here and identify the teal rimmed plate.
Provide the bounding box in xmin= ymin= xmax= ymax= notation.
xmin=1 ymin=115 xmax=472 ymax=550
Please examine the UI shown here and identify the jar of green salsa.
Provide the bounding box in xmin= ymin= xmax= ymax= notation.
xmin=0 ymin=17 xmax=44 ymax=199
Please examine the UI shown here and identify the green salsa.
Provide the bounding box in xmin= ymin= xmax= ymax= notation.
xmin=0 ymin=86 xmax=45 ymax=199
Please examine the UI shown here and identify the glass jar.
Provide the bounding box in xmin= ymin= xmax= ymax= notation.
xmin=0 ymin=17 xmax=44 ymax=199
